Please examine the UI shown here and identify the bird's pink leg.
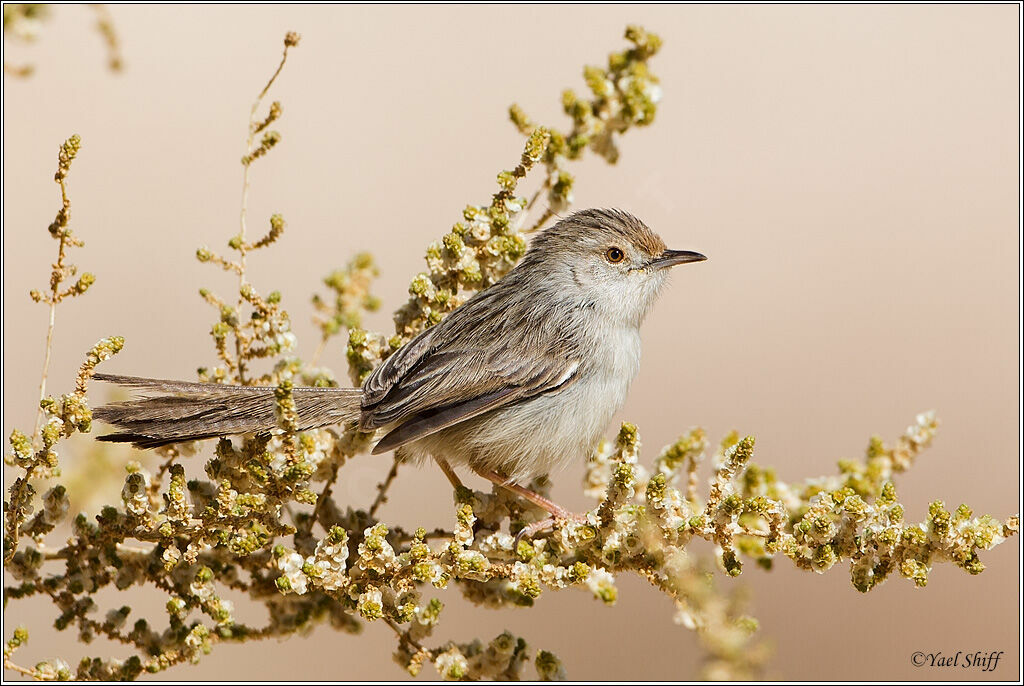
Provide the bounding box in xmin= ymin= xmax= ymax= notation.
xmin=471 ymin=467 xmax=586 ymax=542
xmin=433 ymin=456 xmax=464 ymax=490
xmin=472 ymin=468 xmax=569 ymax=516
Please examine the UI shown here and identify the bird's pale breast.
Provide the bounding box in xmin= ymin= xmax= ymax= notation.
xmin=402 ymin=324 xmax=642 ymax=484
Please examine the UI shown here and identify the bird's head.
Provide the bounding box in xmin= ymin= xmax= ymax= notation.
xmin=525 ymin=208 xmax=706 ymax=327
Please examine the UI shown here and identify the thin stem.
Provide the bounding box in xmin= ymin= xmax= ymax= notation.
xmin=635 ymin=562 xmax=679 ymax=602
xmin=239 ymin=41 xmax=294 ymax=269
xmin=385 ymin=616 xmax=429 ymax=656
xmin=384 ymin=612 xmax=445 ymax=678
xmin=3 ymin=659 xmax=41 ymax=678
xmin=32 ymin=176 xmax=72 ymax=441
xmin=148 ymin=451 xmax=179 ymax=508
xmin=154 ymin=453 xmax=176 ymax=481
xmin=310 ymin=336 xmax=329 ymax=368
xmin=524 ymin=183 xmax=545 ymax=212
xmin=306 ymin=461 xmax=341 ymax=534
xmin=89 ymin=4 xmax=123 ymax=72
xmin=235 ymin=40 xmax=294 ymax=385
xmin=369 ymin=456 xmax=401 ymax=517
xmin=55 ymin=597 xmax=137 ymax=648
xmin=33 ymin=302 xmax=57 ymax=440
xmin=526 ymin=206 xmax=556 ymax=233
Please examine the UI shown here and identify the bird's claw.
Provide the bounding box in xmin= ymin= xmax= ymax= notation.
xmin=513 ymin=511 xmax=589 ymax=549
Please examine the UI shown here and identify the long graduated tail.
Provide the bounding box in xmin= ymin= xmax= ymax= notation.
xmin=93 ymin=374 xmax=363 ymax=449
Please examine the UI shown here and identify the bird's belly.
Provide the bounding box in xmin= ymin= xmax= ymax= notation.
xmin=407 ymin=331 xmax=641 ymax=484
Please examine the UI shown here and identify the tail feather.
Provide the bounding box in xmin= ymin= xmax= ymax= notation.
xmin=93 ymin=373 xmax=363 ymax=449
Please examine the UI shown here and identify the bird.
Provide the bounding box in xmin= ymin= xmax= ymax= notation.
xmin=94 ymin=208 xmax=705 ymax=533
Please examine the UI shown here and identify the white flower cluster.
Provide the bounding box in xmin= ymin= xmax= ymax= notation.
xmin=265 ymin=427 xmax=335 ymax=476
xmin=277 ymin=551 xmax=308 ymax=595
xmin=120 ymin=471 xmax=150 ymax=517
xmin=41 ymin=485 xmax=70 ymax=525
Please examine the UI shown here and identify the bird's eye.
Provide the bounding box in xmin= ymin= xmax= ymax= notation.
xmin=606 ymin=247 xmax=625 ymax=264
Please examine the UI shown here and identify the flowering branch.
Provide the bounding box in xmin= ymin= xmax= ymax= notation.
xmin=3 ymin=26 xmax=1016 ymax=682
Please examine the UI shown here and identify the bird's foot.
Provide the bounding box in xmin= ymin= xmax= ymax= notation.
xmin=469 ymin=466 xmax=589 ymax=546
xmin=514 ymin=510 xmax=589 ymax=548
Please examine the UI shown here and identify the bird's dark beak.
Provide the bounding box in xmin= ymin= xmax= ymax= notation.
xmin=650 ymin=249 xmax=707 ymax=269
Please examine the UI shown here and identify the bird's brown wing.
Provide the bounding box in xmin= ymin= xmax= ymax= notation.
xmin=361 ymin=286 xmax=583 ymax=454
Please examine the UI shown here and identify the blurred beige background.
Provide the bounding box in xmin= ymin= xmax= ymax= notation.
xmin=3 ymin=4 xmax=1019 ymax=681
